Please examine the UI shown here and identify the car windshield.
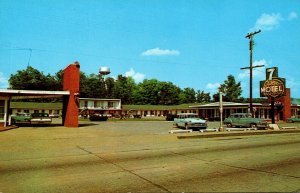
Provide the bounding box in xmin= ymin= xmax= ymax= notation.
xmin=187 ymin=114 xmax=199 ymax=118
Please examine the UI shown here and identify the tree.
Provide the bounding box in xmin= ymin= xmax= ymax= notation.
xmin=112 ymin=75 xmax=136 ymax=104
xmin=196 ymin=90 xmax=211 ymax=103
xmin=9 ymin=66 xmax=60 ymax=91
xmin=105 ymin=77 xmax=115 ymax=98
xmin=218 ymin=75 xmax=242 ymax=102
xmin=136 ymin=79 xmax=161 ymax=105
xmin=180 ymin=87 xmax=196 ymax=103
xmin=158 ymin=82 xmax=181 ymax=105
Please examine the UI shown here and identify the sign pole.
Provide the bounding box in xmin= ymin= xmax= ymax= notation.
xmin=219 ymin=92 xmax=224 ymax=131
xmin=271 ymin=97 xmax=275 ymax=124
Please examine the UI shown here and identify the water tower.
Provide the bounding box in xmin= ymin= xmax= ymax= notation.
xmin=99 ymin=67 xmax=110 ymax=76
xmin=99 ymin=67 xmax=111 ymax=80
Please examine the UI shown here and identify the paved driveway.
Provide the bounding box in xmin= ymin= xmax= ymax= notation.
xmin=1 ymin=121 xmax=299 ymax=192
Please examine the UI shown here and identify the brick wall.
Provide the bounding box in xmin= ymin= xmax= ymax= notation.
xmin=279 ymin=88 xmax=291 ymax=121
xmin=62 ymin=63 xmax=80 ymax=127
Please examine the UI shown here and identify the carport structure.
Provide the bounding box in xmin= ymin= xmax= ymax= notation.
xmin=0 ymin=63 xmax=80 ymax=128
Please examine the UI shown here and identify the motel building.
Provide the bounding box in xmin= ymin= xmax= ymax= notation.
xmin=79 ymin=98 xmax=122 ymax=117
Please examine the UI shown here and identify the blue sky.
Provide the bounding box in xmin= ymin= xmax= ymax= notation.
xmin=0 ymin=0 xmax=299 ymax=98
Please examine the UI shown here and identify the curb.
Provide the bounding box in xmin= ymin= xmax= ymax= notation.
xmin=177 ymin=129 xmax=300 ymax=139
xmin=0 ymin=125 xmax=19 ymax=132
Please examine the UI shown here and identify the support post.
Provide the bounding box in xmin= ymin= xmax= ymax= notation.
xmin=219 ymin=92 xmax=224 ymax=131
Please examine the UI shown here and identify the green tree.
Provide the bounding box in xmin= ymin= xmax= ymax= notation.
xmin=196 ymin=90 xmax=211 ymax=103
xmin=218 ymin=75 xmax=242 ymax=102
xmin=180 ymin=87 xmax=196 ymax=103
xmin=9 ymin=66 xmax=60 ymax=91
xmin=112 ymin=75 xmax=136 ymax=104
xmin=136 ymin=79 xmax=161 ymax=105
xmin=158 ymin=82 xmax=181 ymax=105
xmin=105 ymin=77 xmax=115 ymax=98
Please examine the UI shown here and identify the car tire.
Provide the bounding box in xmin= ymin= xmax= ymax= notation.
xmin=250 ymin=123 xmax=257 ymax=128
xmin=226 ymin=123 xmax=232 ymax=128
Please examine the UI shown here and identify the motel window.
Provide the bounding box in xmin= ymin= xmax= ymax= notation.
xmin=108 ymin=102 xmax=114 ymax=108
xmin=34 ymin=110 xmax=39 ymax=113
xmin=0 ymin=100 xmax=4 ymax=120
xmin=24 ymin=109 xmax=29 ymax=113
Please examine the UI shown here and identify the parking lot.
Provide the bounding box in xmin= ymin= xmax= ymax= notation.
xmin=1 ymin=120 xmax=300 ymax=192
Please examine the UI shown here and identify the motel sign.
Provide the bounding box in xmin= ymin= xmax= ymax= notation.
xmin=260 ymin=67 xmax=286 ymax=98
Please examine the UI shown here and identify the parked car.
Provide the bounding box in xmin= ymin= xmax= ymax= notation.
xmin=49 ymin=114 xmax=61 ymax=118
xmin=89 ymin=114 xmax=108 ymax=121
xmin=286 ymin=115 xmax=300 ymax=123
xmin=173 ymin=113 xmax=207 ymax=130
xmin=166 ymin=114 xmax=177 ymax=121
xmin=224 ymin=113 xmax=268 ymax=129
xmin=11 ymin=112 xmax=52 ymax=125
xmin=30 ymin=113 xmax=52 ymax=125
xmin=11 ymin=113 xmax=31 ymax=125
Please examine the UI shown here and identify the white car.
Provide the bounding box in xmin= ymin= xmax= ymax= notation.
xmin=173 ymin=113 xmax=207 ymax=130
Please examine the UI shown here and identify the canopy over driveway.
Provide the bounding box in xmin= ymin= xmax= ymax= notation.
xmin=0 ymin=89 xmax=70 ymax=99
xmin=0 ymin=63 xmax=80 ymax=127
xmin=0 ymin=89 xmax=70 ymax=127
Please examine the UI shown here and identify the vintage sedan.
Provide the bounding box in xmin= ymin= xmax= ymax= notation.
xmin=286 ymin=115 xmax=300 ymax=123
xmin=30 ymin=113 xmax=52 ymax=125
xmin=173 ymin=113 xmax=207 ymax=130
xmin=11 ymin=113 xmax=31 ymax=124
xmin=224 ymin=113 xmax=268 ymax=129
xmin=11 ymin=112 xmax=52 ymax=125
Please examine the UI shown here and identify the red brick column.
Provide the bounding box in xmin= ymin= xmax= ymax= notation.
xmin=63 ymin=63 xmax=80 ymax=127
xmin=276 ymin=88 xmax=291 ymax=121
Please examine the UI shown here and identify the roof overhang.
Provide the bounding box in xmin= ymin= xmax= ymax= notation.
xmin=190 ymin=102 xmax=262 ymax=108
xmin=0 ymin=89 xmax=70 ymax=99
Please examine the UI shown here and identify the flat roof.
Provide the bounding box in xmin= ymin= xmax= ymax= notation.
xmin=0 ymin=89 xmax=70 ymax=99
xmin=190 ymin=102 xmax=262 ymax=108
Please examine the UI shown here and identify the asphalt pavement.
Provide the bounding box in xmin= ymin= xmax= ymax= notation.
xmin=0 ymin=121 xmax=299 ymax=192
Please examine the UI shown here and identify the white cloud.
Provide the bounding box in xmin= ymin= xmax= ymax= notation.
xmin=141 ymin=48 xmax=180 ymax=56
xmin=205 ymin=82 xmax=220 ymax=93
xmin=288 ymin=11 xmax=298 ymax=20
xmin=125 ymin=68 xmax=145 ymax=83
xmin=252 ymin=13 xmax=283 ymax=31
xmin=0 ymin=72 xmax=8 ymax=88
xmin=251 ymin=12 xmax=297 ymax=31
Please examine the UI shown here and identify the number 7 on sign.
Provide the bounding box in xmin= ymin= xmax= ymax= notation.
xmin=266 ymin=67 xmax=278 ymax=80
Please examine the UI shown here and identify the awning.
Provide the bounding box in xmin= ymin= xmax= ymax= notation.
xmin=0 ymin=89 xmax=70 ymax=99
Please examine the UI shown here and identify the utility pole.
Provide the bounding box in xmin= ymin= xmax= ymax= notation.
xmin=241 ymin=29 xmax=263 ymax=116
